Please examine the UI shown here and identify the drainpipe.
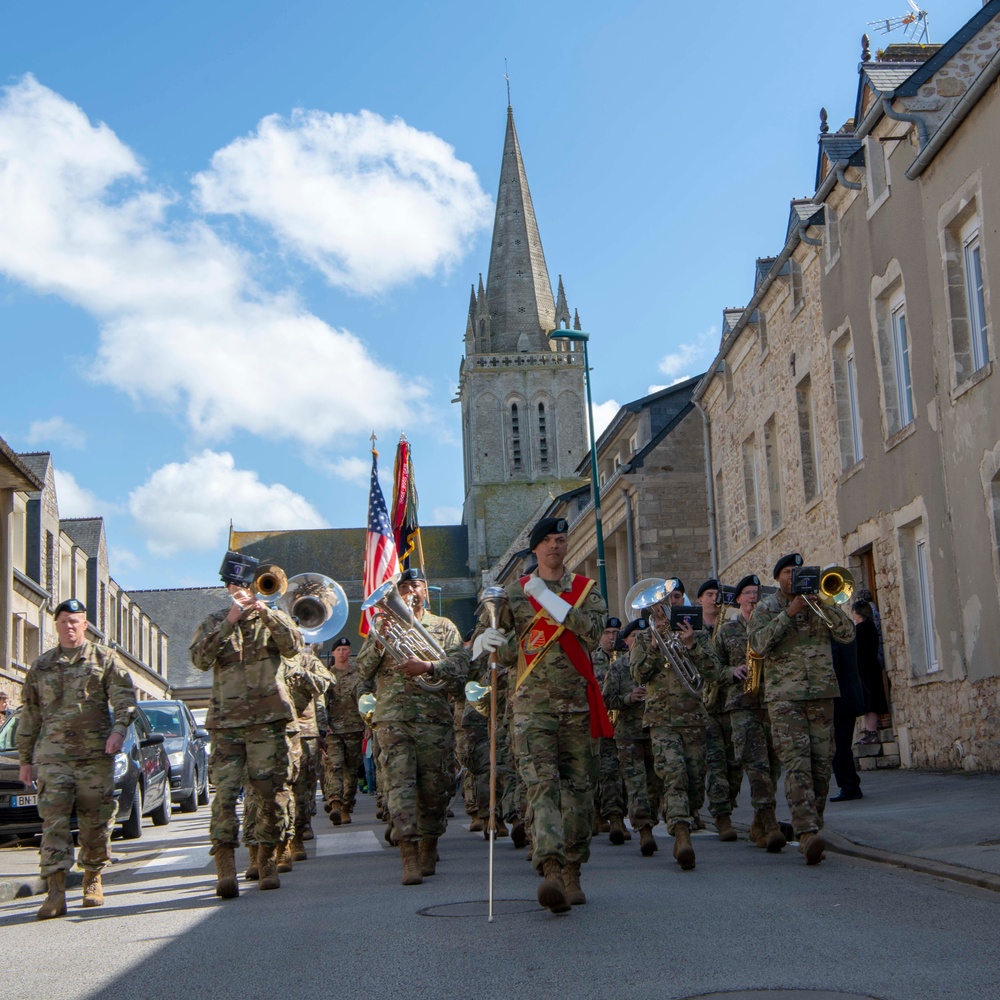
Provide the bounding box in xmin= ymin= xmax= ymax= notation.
xmin=622 ymin=487 xmax=636 ymax=588
xmin=880 ymin=95 xmax=929 ymax=149
xmin=693 ymin=399 xmax=718 ymax=578
xmin=834 ymin=163 xmax=862 ymax=191
xmin=798 ymin=223 xmax=823 ymax=247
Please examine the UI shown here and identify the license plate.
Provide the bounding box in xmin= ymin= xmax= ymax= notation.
xmin=11 ymin=794 xmax=38 ymax=807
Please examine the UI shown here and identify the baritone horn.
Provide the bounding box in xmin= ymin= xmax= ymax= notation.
xmin=626 ymin=578 xmax=704 ymax=696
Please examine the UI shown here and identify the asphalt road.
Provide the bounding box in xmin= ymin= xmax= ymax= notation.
xmin=2 ymin=792 xmax=999 ymax=1000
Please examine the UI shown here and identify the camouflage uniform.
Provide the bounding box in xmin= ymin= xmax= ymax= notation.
xmin=322 ymin=662 xmax=365 ymax=814
xmin=699 ymin=623 xmax=743 ymax=821
xmin=630 ymin=629 xmax=708 ymax=835
xmin=591 ymin=647 xmax=625 ymax=822
xmin=492 ymin=571 xmax=606 ymax=873
xmin=190 ymin=605 xmax=301 ymax=849
xmin=747 ymin=591 xmax=854 ymax=837
xmin=17 ymin=641 xmax=137 ymax=877
xmin=357 ymin=610 xmax=468 ymax=843
xmin=457 ymin=696 xmax=489 ymax=823
xmin=283 ymin=650 xmax=332 ymax=837
xmin=602 ymin=651 xmax=660 ymax=831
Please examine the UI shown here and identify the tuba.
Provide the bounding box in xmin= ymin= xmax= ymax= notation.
xmin=277 ymin=572 xmax=349 ymax=644
xmin=626 ymin=578 xmax=704 ymax=696
xmin=361 ymin=577 xmax=449 ymax=692
xmin=801 ymin=565 xmax=855 ymax=629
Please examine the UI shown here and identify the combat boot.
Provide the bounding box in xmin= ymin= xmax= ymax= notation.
xmin=418 ymin=838 xmax=438 ymax=877
xmin=329 ymin=801 xmax=343 ymax=825
xmin=623 ymin=826 xmax=632 ymax=841
xmin=469 ymin=817 xmax=483 ymax=832
xmin=561 ymin=862 xmax=586 ymax=905
xmin=258 ymin=845 xmax=281 ymax=890
xmin=341 ymin=808 xmax=352 ymax=825
xmin=495 ymin=818 xmax=509 ymax=837
xmin=213 ymin=845 xmax=240 ymax=899
xmin=639 ymin=825 xmax=658 ymax=856
xmin=81 ymin=871 xmax=104 ymax=907
xmin=301 ymin=824 xmax=315 ymax=842
xmin=400 ymin=841 xmax=423 ymax=885
xmin=245 ymin=845 xmax=260 ymax=880
xmin=715 ymin=814 xmax=738 ymax=842
xmin=276 ymin=839 xmax=294 ymax=873
xmin=761 ymin=808 xmax=787 ymax=853
xmin=749 ymin=811 xmax=766 ymax=848
xmin=37 ymin=870 xmax=67 ymax=919
xmin=799 ymin=831 xmax=826 ymax=865
xmin=290 ymin=835 xmax=307 ymax=863
xmin=608 ymin=813 xmax=626 ymax=845
xmin=510 ymin=819 xmax=527 ymax=849
xmin=537 ymin=858 xmax=570 ymax=914
xmin=672 ymin=822 xmax=696 ymax=870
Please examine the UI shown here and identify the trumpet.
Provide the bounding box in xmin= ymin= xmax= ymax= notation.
xmin=799 ymin=565 xmax=855 ymax=630
xmin=625 ymin=578 xmax=703 ymax=696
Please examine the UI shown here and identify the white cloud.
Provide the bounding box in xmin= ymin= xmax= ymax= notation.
xmin=128 ymin=449 xmax=328 ymax=556
xmin=109 ymin=546 xmax=141 ymax=573
xmin=322 ymin=456 xmax=370 ymax=486
xmin=53 ymin=469 xmax=105 ymax=518
xmin=0 ymin=76 xmax=441 ymax=445
xmin=431 ymin=505 xmax=462 ymax=525
xmin=646 ymin=384 xmax=668 ymax=394
xmin=193 ymin=109 xmax=492 ymax=295
xmin=589 ymin=399 xmax=621 ymax=445
xmin=26 ymin=416 xmax=86 ymax=450
xmin=657 ymin=325 xmax=718 ymax=382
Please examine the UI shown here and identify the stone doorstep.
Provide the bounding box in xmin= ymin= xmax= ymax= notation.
xmin=876 ymin=754 xmax=902 ymax=768
xmin=855 ymin=743 xmax=883 ymax=757
xmin=858 ymin=757 xmax=878 ymax=771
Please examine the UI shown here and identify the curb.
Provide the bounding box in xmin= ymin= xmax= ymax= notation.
xmin=0 ymin=870 xmax=84 ymax=904
xmin=734 ymin=822 xmax=1000 ymax=894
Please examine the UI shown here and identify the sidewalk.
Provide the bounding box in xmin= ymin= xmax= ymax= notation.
xmin=732 ymin=767 xmax=1000 ymax=891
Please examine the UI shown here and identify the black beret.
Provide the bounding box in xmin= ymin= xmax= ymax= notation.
xmin=398 ymin=567 xmax=426 ymax=582
xmin=54 ymin=598 xmax=86 ymax=617
xmin=697 ymin=579 xmax=720 ymax=598
xmin=605 ymin=617 xmax=622 ymax=630
xmin=619 ymin=618 xmax=650 ymax=640
xmin=332 ymin=636 xmax=351 ymax=648
xmin=734 ymin=574 xmax=761 ymax=598
xmin=773 ymin=553 xmax=803 ymax=579
xmin=671 ymin=577 xmax=686 ymax=595
xmin=219 ymin=550 xmax=259 ymax=586
xmin=529 ymin=517 xmax=568 ymax=551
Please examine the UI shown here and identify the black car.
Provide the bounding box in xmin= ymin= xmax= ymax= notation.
xmin=139 ymin=700 xmax=210 ymax=812
xmin=0 ymin=705 xmax=172 ymax=842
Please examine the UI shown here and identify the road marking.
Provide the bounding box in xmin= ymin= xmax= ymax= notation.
xmin=143 ymin=844 xmax=214 ymax=869
xmin=311 ymin=830 xmax=385 ymax=856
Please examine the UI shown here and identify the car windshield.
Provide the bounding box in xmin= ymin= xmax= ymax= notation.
xmin=142 ymin=707 xmax=183 ymax=736
xmin=0 ymin=713 xmax=18 ymax=751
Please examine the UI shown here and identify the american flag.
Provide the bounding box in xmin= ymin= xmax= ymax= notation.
xmin=361 ymin=448 xmax=401 ymax=636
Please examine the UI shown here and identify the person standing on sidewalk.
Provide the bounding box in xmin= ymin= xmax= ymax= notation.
xmin=748 ymin=553 xmax=855 ymax=865
xmin=17 ymin=598 xmax=137 ymax=919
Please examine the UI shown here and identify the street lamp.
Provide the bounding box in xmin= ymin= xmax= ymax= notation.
xmin=547 ymin=328 xmax=607 ymax=602
xmin=427 ymin=584 xmax=443 ymax=617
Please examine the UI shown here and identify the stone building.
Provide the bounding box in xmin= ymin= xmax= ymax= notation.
xmin=458 ymin=106 xmax=590 ymax=581
xmin=693 ymin=2 xmax=1000 ymax=772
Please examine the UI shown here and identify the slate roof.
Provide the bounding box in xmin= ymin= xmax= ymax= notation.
xmin=786 ymin=202 xmax=824 ymax=241
xmin=863 ymin=64 xmax=923 ymax=92
xmin=60 ymin=517 xmax=105 ymax=558
xmin=755 ymin=258 xmax=777 ymax=289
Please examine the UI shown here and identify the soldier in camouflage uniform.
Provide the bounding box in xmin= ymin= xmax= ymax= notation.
xmin=603 ymin=619 xmax=661 ymax=856
xmin=190 ymin=551 xmax=301 ymax=897
xmin=322 ymin=637 xmax=365 ymax=825
xmin=357 ymin=568 xmax=469 ymax=885
xmin=591 ymin=618 xmax=626 ymax=844
xmin=17 ymin=599 xmax=137 ymax=919
xmin=747 ymin=553 xmax=855 ymax=865
xmin=631 ymin=589 xmax=708 ymax=870
xmin=695 ymin=579 xmax=743 ymax=843
xmin=476 ymin=517 xmax=610 ymax=914
xmin=692 ymin=574 xmax=785 ymax=852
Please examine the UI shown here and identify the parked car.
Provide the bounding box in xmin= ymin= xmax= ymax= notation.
xmin=0 ymin=705 xmax=172 ymax=842
xmin=139 ymin=700 xmax=209 ymax=812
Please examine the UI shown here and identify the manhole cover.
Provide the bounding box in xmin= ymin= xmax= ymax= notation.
xmin=419 ymin=898 xmax=540 ymax=917
xmin=685 ymin=993 xmax=880 ymax=999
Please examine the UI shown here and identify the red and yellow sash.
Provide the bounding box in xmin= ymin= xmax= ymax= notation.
xmin=516 ymin=574 xmax=614 ymax=738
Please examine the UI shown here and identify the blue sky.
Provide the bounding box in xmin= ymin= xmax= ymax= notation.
xmin=0 ymin=1 xmax=974 ymax=590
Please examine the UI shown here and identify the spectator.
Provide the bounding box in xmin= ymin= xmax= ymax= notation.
xmin=0 ymin=690 xmax=13 ymax=723
xmin=853 ymin=601 xmax=888 ymax=746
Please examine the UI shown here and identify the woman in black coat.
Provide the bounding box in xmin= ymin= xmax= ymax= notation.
xmin=853 ymin=601 xmax=888 ymax=744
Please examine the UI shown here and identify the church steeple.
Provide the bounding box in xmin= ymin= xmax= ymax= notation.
xmin=484 ymin=107 xmax=557 ymax=353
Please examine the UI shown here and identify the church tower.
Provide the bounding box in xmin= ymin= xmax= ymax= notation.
xmin=458 ymin=106 xmax=588 ymax=579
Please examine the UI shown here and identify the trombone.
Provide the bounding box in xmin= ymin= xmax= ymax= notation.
xmin=800 ymin=565 xmax=855 ymax=629
xmin=625 ymin=578 xmax=704 ymax=696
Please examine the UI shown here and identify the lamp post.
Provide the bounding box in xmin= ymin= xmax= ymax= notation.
xmin=547 ymin=329 xmax=607 ymax=602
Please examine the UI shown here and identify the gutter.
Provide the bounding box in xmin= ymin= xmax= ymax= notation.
xmin=622 ymin=487 xmax=637 ymax=588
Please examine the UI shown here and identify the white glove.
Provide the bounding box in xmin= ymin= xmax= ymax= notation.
xmin=523 ymin=576 xmax=571 ymax=624
xmin=472 ymin=627 xmax=506 ymax=660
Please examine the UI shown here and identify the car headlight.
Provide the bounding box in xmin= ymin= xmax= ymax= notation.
xmin=167 ymin=752 xmax=186 ymax=769
xmin=113 ymin=752 xmax=128 ymax=781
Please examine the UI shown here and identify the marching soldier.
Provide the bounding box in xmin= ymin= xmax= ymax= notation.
xmin=322 ymin=637 xmax=365 ymax=826
xmin=591 ymin=618 xmax=626 ymax=843
xmin=190 ymin=550 xmax=301 ymax=897
xmin=475 ymin=517 xmax=610 ymax=913
xmin=747 ymin=553 xmax=855 ymax=865
xmin=357 ymin=567 xmax=469 ymax=885
xmin=17 ymin=599 xmax=137 ymax=919
xmin=603 ymin=618 xmax=661 ymax=856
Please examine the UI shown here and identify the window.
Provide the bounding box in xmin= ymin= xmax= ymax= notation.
xmin=44 ymin=531 xmax=54 ymax=595
xmin=795 ymin=376 xmax=820 ymax=500
xmin=964 ymin=228 xmax=989 ymax=372
xmin=891 ymin=299 xmax=914 ymax=427
xmin=832 ymin=332 xmax=863 ymax=469
xmin=510 ymin=403 xmax=522 ymax=471
xmin=537 ymin=403 xmax=548 ymax=468
xmin=898 ymin=518 xmax=940 ymax=676
xmin=865 ymin=135 xmax=889 ymax=209
xmin=742 ymin=435 xmax=761 ymax=540
xmin=628 ymin=433 xmax=638 ymax=455
xmin=847 ymin=350 xmax=863 ymax=463
xmin=763 ymin=416 xmax=782 ymax=529
xmin=916 ymin=539 xmax=939 ymax=673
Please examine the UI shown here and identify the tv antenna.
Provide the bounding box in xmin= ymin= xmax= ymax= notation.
xmin=868 ymin=1 xmax=930 ymax=44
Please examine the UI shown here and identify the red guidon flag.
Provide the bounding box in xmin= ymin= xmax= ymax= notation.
xmin=361 ymin=447 xmax=401 ymax=636
xmin=391 ymin=435 xmax=420 ymax=570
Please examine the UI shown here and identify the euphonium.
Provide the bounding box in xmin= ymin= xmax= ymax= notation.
xmin=357 ymin=692 xmax=377 ymax=725
xmin=626 ymin=578 xmax=703 ymax=696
